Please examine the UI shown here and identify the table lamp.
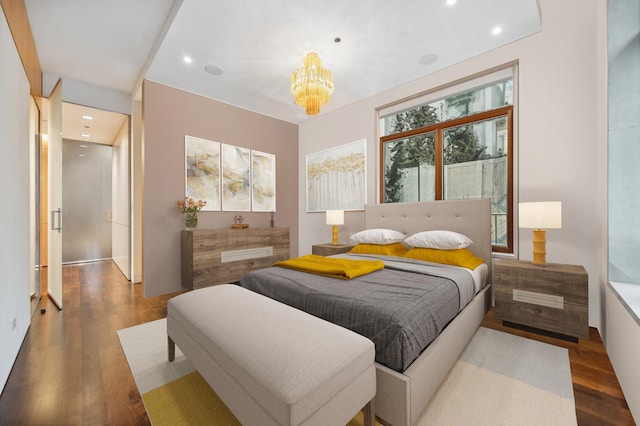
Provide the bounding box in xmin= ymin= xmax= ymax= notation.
xmin=519 ymin=201 xmax=562 ymax=265
xmin=326 ymin=210 xmax=344 ymax=245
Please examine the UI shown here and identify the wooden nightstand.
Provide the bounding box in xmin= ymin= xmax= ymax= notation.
xmin=312 ymin=243 xmax=354 ymax=256
xmin=494 ymin=258 xmax=589 ymax=341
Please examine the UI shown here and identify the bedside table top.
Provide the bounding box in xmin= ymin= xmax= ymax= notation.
xmin=313 ymin=243 xmax=353 ymax=249
xmin=495 ymin=258 xmax=586 ymax=275
xmin=311 ymin=243 xmax=354 ymax=256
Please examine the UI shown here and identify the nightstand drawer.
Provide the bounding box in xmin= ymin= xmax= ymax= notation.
xmin=494 ymin=258 xmax=588 ymax=339
xmin=495 ymin=261 xmax=588 ymax=304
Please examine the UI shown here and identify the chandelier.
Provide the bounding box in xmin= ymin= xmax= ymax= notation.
xmin=290 ymin=52 xmax=334 ymax=115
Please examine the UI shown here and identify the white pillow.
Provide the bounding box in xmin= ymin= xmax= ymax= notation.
xmin=350 ymin=228 xmax=406 ymax=245
xmin=404 ymin=230 xmax=472 ymax=250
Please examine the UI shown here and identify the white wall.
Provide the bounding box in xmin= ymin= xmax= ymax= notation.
xmin=298 ymin=0 xmax=602 ymax=328
xmin=0 ymin=8 xmax=32 ymax=393
xmin=42 ymin=73 xmax=132 ymax=116
xmin=29 ymin=97 xmax=38 ymax=298
xmin=131 ymin=96 xmax=143 ymax=284
xmin=606 ymin=286 xmax=640 ymax=422
xmin=112 ymin=120 xmax=131 ymax=279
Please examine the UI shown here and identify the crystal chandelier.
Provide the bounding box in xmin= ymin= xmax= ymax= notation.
xmin=290 ymin=52 xmax=334 ymax=115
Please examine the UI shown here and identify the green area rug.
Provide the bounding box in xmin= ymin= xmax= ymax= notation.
xmin=118 ymin=319 xmax=576 ymax=425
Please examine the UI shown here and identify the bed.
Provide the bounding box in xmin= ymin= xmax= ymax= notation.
xmin=239 ymin=199 xmax=492 ymax=426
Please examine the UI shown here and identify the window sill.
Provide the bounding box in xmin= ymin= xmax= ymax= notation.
xmin=608 ymin=281 xmax=640 ymax=328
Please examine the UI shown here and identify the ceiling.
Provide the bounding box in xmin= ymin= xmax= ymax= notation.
xmin=62 ymin=103 xmax=128 ymax=146
xmin=24 ymin=0 xmax=541 ymax=142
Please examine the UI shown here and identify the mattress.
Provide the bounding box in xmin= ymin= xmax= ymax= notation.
xmin=239 ymin=255 xmax=484 ymax=372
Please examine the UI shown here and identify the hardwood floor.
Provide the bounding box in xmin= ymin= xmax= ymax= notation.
xmin=481 ymin=311 xmax=635 ymax=426
xmin=0 ymin=261 xmax=182 ymax=425
xmin=0 ymin=261 xmax=635 ymax=425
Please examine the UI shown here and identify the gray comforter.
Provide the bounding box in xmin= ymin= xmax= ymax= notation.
xmin=239 ymin=255 xmax=476 ymax=372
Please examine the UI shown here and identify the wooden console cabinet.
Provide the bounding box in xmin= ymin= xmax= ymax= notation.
xmin=494 ymin=258 xmax=589 ymax=340
xmin=181 ymin=227 xmax=290 ymax=289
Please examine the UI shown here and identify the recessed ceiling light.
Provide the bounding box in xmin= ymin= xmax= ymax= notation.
xmin=184 ymin=56 xmax=193 ymax=64
xmin=82 ymin=115 xmax=93 ymax=120
xmin=80 ymin=144 xmax=88 ymax=148
xmin=418 ymin=54 xmax=439 ymax=65
xmin=79 ymin=154 xmax=87 ymax=157
xmin=81 ymin=133 xmax=90 ymax=138
xmin=492 ymin=26 xmax=503 ymax=35
xmin=204 ymin=64 xmax=224 ymax=76
xmin=446 ymin=0 xmax=456 ymax=5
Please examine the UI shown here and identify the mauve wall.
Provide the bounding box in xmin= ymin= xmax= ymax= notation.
xmin=142 ymin=80 xmax=299 ymax=297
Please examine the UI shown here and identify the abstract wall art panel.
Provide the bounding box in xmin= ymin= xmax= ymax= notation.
xmin=222 ymin=144 xmax=251 ymax=211
xmin=185 ymin=135 xmax=221 ymax=211
xmin=306 ymin=139 xmax=366 ymax=212
xmin=251 ymin=150 xmax=276 ymax=212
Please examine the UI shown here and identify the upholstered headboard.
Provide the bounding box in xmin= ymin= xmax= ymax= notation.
xmin=364 ymin=199 xmax=492 ymax=278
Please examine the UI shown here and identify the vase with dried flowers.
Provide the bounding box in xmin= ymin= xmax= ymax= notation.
xmin=176 ymin=197 xmax=206 ymax=229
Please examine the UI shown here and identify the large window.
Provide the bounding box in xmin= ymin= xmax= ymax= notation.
xmin=608 ymin=0 xmax=640 ymax=286
xmin=380 ymin=76 xmax=514 ymax=252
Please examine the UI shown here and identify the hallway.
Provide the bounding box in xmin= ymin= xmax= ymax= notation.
xmin=0 ymin=261 xmax=180 ymax=425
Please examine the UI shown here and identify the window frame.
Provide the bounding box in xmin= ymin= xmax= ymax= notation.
xmin=380 ymin=105 xmax=514 ymax=253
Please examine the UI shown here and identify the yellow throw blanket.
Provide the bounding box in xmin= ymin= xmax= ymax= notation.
xmin=273 ymin=255 xmax=384 ymax=280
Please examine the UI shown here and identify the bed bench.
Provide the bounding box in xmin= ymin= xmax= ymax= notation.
xmin=167 ymin=284 xmax=376 ymax=426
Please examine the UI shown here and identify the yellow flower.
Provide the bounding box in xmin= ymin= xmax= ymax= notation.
xmin=176 ymin=197 xmax=206 ymax=213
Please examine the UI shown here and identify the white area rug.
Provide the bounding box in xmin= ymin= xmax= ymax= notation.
xmin=421 ymin=327 xmax=576 ymax=425
xmin=118 ymin=320 xmax=576 ymax=425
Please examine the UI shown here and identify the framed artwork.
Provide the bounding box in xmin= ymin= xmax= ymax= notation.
xmin=306 ymin=139 xmax=366 ymax=212
xmin=251 ymin=150 xmax=276 ymax=212
xmin=221 ymin=144 xmax=251 ymax=211
xmin=185 ymin=135 xmax=220 ymax=211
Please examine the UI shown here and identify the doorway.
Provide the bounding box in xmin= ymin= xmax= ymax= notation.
xmin=40 ymin=101 xmax=131 ymax=305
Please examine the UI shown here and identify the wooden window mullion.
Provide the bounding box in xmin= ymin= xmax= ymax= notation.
xmin=435 ymin=129 xmax=443 ymax=200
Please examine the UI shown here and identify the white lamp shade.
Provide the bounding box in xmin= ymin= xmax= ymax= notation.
xmin=326 ymin=210 xmax=344 ymax=225
xmin=519 ymin=201 xmax=562 ymax=229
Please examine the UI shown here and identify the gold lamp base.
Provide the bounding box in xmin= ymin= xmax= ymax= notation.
xmin=332 ymin=225 xmax=339 ymax=245
xmin=532 ymin=229 xmax=547 ymax=265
